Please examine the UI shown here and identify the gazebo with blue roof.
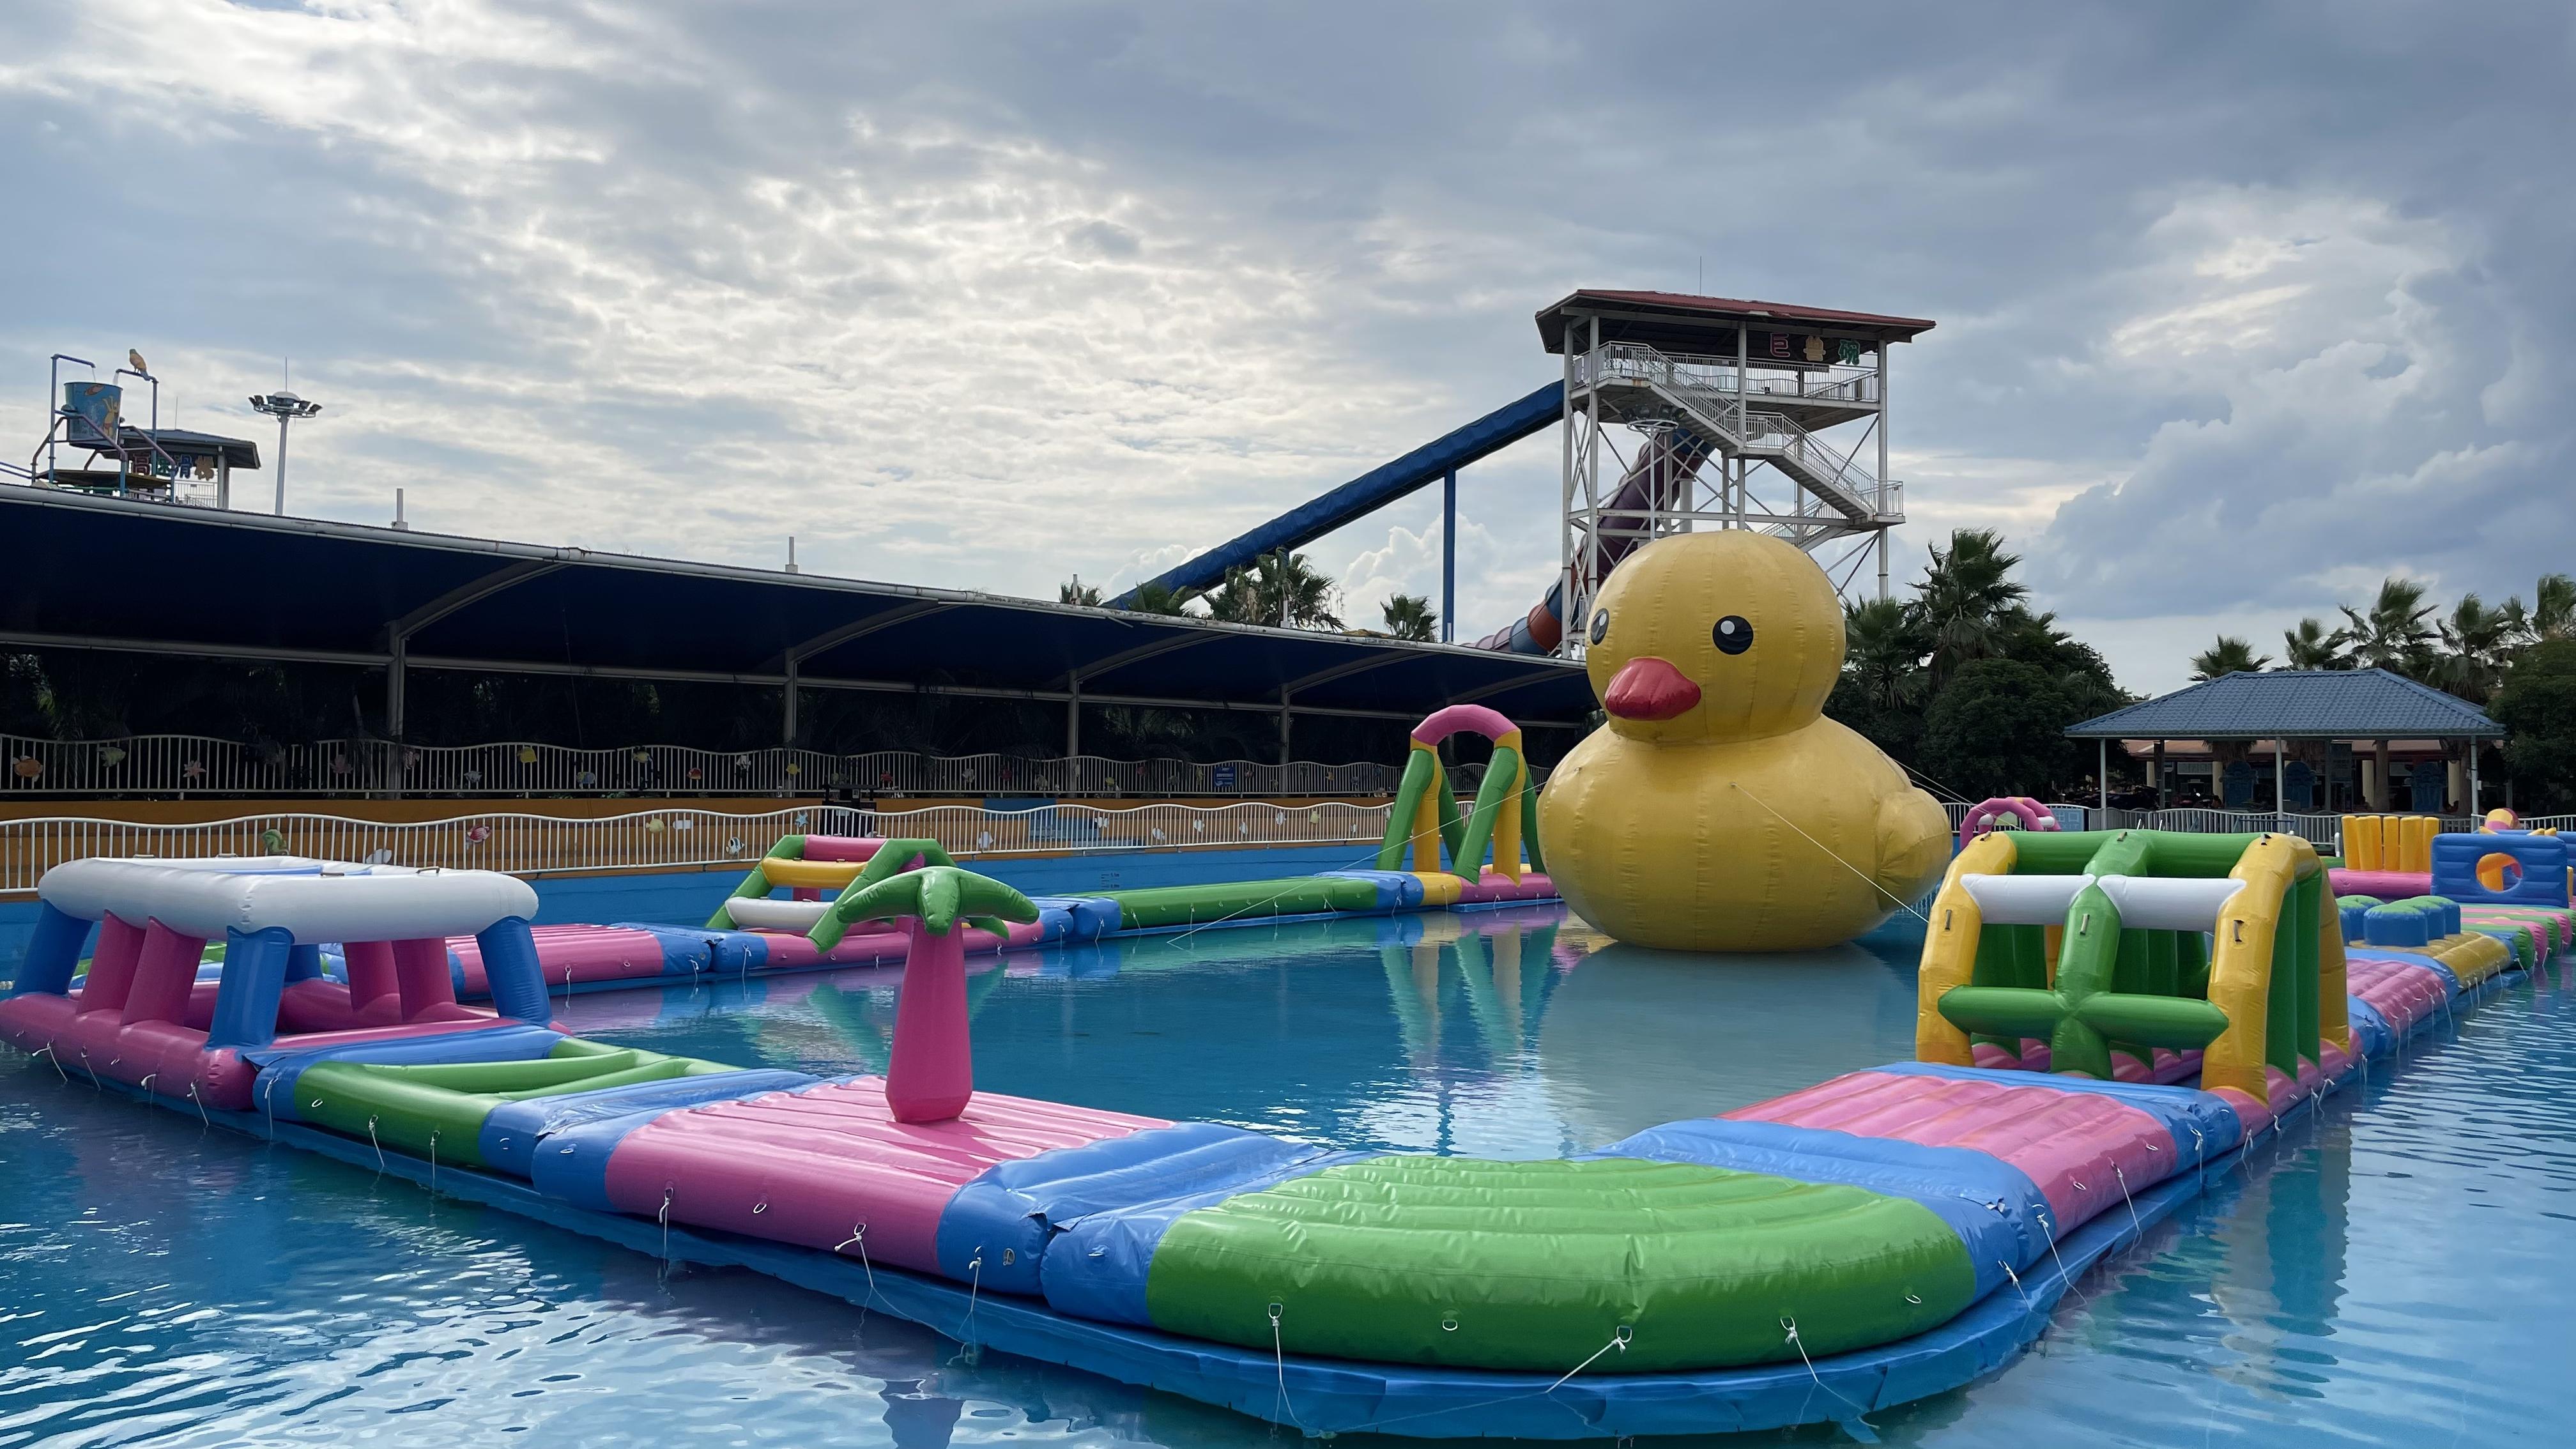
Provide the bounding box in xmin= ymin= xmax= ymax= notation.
xmin=2067 ymin=668 xmax=2506 ymax=815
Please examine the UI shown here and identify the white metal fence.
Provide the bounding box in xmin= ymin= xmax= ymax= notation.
xmin=12 ymin=797 xmax=2572 ymax=896
xmin=0 ymin=799 xmax=1402 ymax=893
xmin=0 ymin=733 xmax=1447 ymax=799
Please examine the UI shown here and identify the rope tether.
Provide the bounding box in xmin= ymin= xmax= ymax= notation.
xmin=1730 ymin=781 xmax=1930 ymax=924
xmin=1782 ymin=1317 xmax=1874 ymax=1430
xmin=831 ymin=1223 xmax=880 ymax=1305
xmin=1266 ymin=1301 xmax=1308 ymax=1434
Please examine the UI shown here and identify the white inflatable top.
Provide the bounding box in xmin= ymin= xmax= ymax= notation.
xmin=721 ymin=896 xmax=831 ymax=931
xmin=38 ymin=855 xmax=539 ymax=944
xmin=1959 ymin=872 xmax=2249 ymax=931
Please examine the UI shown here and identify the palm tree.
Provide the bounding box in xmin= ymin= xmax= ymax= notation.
xmin=1379 ymin=594 xmax=1438 ymax=641
xmin=1842 ymin=597 xmax=1929 ymax=710
xmin=2190 ymin=636 xmax=2269 ymax=681
xmin=1912 ymin=529 xmax=2028 ymax=684
xmin=1057 ymin=577 xmax=1103 ymax=608
xmin=2528 ymin=573 xmax=2576 ymax=643
xmin=2338 ymin=577 xmax=2439 ymax=678
xmin=1121 ymin=582 xmax=1197 ymax=616
xmin=2279 ymin=617 xmax=2350 ymax=670
xmin=2437 ymin=594 xmax=2520 ymax=702
xmin=1206 ymin=551 xmax=1342 ymax=630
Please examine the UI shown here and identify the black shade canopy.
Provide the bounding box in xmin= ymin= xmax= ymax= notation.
xmin=0 ymin=487 xmax=1597 ymax=730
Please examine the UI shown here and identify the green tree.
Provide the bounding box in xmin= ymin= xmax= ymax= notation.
xmin=2189 ymin=636 xmax=2269 ymax=681
xmin=2338 ymin=576 xmax=2439 ymax=677
xmin=1057 ymin=577 xmax=1103 ymax=607
xmin=2280 ymin=617 xmax=2350 ymax=670
xmin=2494 ymin=638 xmax=2576 ymax=811
xmin=1379 ymin=594 xmax=1437 ymax=641
xmin=1919 ymin=657 xmax=2085 ymax=799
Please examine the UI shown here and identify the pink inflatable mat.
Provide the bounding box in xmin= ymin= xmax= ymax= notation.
xmin=1728 ymin=1068 xmax=2177 ymax=1236
xmin=600 ymin=1078 xmax=1167 ymax=1274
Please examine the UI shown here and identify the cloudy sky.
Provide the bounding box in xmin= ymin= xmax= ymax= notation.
xmin=4 ymin=2 xmax=2567 ymax=693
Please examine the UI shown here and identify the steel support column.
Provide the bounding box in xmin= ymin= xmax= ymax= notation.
xmin=1442 ymin=468 xmax=1457 ymax=643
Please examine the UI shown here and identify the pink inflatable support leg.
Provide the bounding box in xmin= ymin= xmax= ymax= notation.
xmin=392 ymin=937 xmax=459 ymax=1021
xmin=82 ymin=914 xmax=148 ymax=1013
xmin=122 ymin=921 xmax=209 ymax=1026
xmin=885 ymin=921 xmax=973 ymax=1123
xmin=344 ymin=940 xmax=399 ymax=1012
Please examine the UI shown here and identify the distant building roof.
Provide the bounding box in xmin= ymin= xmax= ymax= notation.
xmin=1535 ymin=289 xmax=1938 ymax=355
xmin=2067 ymin=668 xmax=2503 ymax=741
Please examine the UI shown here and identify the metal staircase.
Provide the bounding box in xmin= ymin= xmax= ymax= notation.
xmin=1637 ymin=353 xmax=1883 ymax=522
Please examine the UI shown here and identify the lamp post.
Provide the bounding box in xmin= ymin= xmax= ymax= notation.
xmin=247 ymin=390 xmax=324 ymax=514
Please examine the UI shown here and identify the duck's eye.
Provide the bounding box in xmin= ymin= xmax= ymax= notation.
xmin=1712 ymin=615 xmax=1752 ymax=655
xmin=1588 ymin=608 xmax=1610 ymax=646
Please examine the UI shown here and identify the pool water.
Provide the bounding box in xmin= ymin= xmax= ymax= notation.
xmin=4 ymin=904 xmax=2573 ymax=1446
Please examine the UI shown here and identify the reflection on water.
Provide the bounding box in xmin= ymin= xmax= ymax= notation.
xmin=5 ymin=905 xmax=2574 ymax=1445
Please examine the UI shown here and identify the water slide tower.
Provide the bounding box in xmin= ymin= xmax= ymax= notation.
xmin=1535 ymin=291 xmax=1933 ymax=657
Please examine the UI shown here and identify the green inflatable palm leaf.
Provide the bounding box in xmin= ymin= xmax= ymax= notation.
xmin=809 ymin=863 xmax=1038 ymax=949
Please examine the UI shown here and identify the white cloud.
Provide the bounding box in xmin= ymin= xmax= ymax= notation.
xmin=0 ymin=1 xmax=2567 ymax=702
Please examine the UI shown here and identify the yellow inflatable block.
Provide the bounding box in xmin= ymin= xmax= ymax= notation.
xmin=2425 ymin=931 xmax=2511 ymax=989
xmin=2398 ymin=815 xmax=2435 ymax=874
xmin=2342 ymin=815 xmax=2382 ymax=871
xmin=1914 ymin=832 xmax=2015 ymax=1066
xmin=1411 ymin=872 xmax=1466 ymax=908
xmin=760 ymin=857 xmax=864 ymax=891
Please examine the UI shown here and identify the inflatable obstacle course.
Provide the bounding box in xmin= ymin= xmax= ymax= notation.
xmin=367 ymin=707 xmax=1561 ymax=1003
xmin=8 ymin=835 xmax=2566 ymax=1438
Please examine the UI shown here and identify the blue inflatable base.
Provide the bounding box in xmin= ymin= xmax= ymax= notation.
xmin=81 ymin=1080 xmax=2232 ymax=1439
xmin=52 ymin=962 xmax=2522 ymax=1439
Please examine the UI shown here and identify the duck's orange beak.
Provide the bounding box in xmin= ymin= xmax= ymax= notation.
xmin=1602 ymin=656 xmax=1701 ymax=721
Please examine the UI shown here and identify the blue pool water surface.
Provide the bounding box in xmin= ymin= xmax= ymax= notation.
xmin=4 ymin=904 xmax=2574 ymax=1445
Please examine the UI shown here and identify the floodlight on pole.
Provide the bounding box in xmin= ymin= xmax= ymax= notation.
xmin=247 ymin=390 xmax=324 ymax=515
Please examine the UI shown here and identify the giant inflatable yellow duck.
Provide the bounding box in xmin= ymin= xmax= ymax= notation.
xmin=1538 ymin=532 xmax=1950 ymax=951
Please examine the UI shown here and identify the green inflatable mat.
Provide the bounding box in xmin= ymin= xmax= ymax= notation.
xmin=1143 ymin=1156 xmax=1975 ymax=1372
xmin=296 ymin=1040 xmax=736 ymax=1167
xmin=1100 ymin=875 xmax=1386 ymax=930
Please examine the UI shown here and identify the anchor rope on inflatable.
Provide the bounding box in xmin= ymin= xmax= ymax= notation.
xmin=2035 ymin=1208 xmax=2083 ymax=1308
xmin=831 ymin=1223 xmax=878 ymax=1305
xmin=1346 ymin=1320 xmax=1634 ymax=1436
xmin=1265 ymin=1302 xmax=1308 ymax=1434
xmin=1782 ymin=1316 xmax=1873 ymax=1432
xmin=956 ymin=1254 xmax=985 ymax=1358
xmin=1730 ymin=781 xmax=1930 ymax=925
xmin=1998 ymin=1260 xmax=2034 ymax=1315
